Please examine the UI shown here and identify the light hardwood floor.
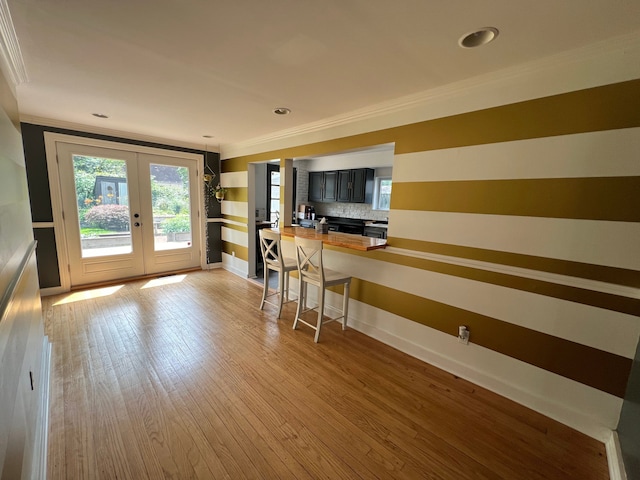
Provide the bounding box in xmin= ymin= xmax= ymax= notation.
xmin=43 ymin=269 xmax=609 ymax=479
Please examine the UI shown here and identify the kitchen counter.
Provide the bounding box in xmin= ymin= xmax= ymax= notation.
xmin=272 ymin=227 xmax=387 ymax=251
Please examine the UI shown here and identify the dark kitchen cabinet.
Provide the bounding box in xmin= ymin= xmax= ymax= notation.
xmin=308 ymin=171 xmax=338 ymax=202
xmin=363 ymin=226 xmax=387 ymax=239
xmin=324 ymin=171 xmax=338 ymax=202
xmin=337 ymin=170 xmax=351 ymax=202
xmin=337 ymin=168 xmax=374 ymax=203
xmin=309 ymin=171 xmax=323 ymax=202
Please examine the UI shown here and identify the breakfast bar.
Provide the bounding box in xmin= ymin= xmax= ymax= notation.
xmin=272 ymin=226 xmax=387 ymax=251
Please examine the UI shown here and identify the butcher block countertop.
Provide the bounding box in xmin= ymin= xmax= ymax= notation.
xmin=273 ymin=227 xmax=387 ymax=251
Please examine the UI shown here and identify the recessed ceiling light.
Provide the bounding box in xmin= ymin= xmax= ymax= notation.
xmin=202 ymin=135 xmax=214 ymax=138
xmin=92 ymin=113 xmax=109 ymax=118
xmin=273 ymin=107 xmax=291 ymax=115
xmin=458 ymin=27 xmax=499 ymax=48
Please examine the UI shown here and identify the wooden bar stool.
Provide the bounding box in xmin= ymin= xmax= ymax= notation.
xmin=258 ymin=229 xmax=297 ymax=318
xmin=293 ymin=237 xmax=352 ymax=343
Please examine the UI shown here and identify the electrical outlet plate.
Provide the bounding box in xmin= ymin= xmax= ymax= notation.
xmin=458 ymin=326 xmax=470 ymax=345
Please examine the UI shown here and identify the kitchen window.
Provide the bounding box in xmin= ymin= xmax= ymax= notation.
xmin=373 ymin=177 xmax=392 ymax=211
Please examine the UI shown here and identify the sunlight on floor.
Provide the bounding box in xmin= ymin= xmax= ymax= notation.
xmin=53 ymin=285 xmax=124 ymax=305
xmin=141 ymin=274 xmax=187 ymax=289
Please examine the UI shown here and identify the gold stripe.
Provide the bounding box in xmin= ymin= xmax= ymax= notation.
xmin=224 ymin=187 xmax=248 ymax=203
xmin=386 ymin=237 xmax=640 ymax=290
xmin=392 ymin=177 xmax=640 ymax=222
xmin=390 ymin=79 xmax=640 ymax=155
xmin=221 ymin=241 xmax=248 ymax=261
xmin=222 ymin=223 xmax=248 ymax=233
xmin=222 ymin=79 xmax=640 ymax=165
xmin=221 ymin=157 xmax=251 ymax=173
xmin=222 ymin=214 xmax=248 ymax=224
xmin=348 ymin=278 xmax=632 ymax=397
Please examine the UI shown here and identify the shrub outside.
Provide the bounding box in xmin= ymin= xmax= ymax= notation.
xmin=84 ymin=205 xmax=130 ymax=231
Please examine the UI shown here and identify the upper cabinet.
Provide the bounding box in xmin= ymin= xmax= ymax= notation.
xmin=309 ymin=170 xmax=338 ymax=202
xmin=310 ymin=168 xmax=374 ymax=203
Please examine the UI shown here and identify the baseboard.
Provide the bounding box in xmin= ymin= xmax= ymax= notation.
xmin=40 ymin=286 xmax=66 ymax=297
xmin=222 ymin=263 xmax=247 ymax=278
xmin=203 ymin=262 xmax=223 ymax=270
xmin=32 ymin=336 xmax=51 ymax=480
xmin=606 ymin=431 xmax=628 ymax=480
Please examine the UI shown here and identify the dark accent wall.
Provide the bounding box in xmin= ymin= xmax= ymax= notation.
xmin=33 ymin=228 xmax=60 ymax=287
xmin=619 ymin=340 xmax=640 ymax=479
xmin=206 ymin=223 xmax=222 ymax=264
xmin=204 ymin=151 xmax=221 ymax=219
xmin=204 ymin=151 xmax=223 ymax=265
xmin=21 ymin=123 xmax=222 ymax=287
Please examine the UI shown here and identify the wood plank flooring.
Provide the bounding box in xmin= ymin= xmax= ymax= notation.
xmin=42 ymin=269 xmax=609 ymax=479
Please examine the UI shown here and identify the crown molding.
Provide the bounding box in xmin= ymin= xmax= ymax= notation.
xmin=19 ymin=114 xmax=219 ymax=152
xmin=0 ymin=0 xmax=27 ymax=86
xmin=222 ymin=30 xmax=640 ymax=158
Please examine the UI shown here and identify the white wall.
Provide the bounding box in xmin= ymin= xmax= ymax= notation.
xmin=0 ymin=72 xmax=49 ymax=480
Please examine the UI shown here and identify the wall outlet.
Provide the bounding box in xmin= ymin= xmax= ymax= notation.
xmin=458 ymin=325 xmax=470 ymax=345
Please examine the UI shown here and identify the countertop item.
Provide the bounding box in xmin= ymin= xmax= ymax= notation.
xmin=272 ymin=227 xmax=386 ymax=251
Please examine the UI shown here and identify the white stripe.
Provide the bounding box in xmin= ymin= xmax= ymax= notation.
xmin=393 ymin=128 xmax=640 ymax=182
xmin=389 ymin=210 xmax=640 ymax=271
xmin=221 ymin=200 xmax=248 ymax=219
xmin=221 ymin=226 xmax=248 ymax=248
xmin=220 ymin=171 xmax=247 ymax=188
xmin=220 ymin=218 xmax=246 ymax=228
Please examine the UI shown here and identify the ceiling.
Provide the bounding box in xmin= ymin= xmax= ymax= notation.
xmin=6 ymin=0 xmax=640 ymax=152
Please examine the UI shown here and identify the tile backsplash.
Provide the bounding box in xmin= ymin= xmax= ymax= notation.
xmin=312 ymin=202 xmax=388 ymax=221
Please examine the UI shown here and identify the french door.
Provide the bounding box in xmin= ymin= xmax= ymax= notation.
xmin=55 ymin=141 xmax=202 ymax=287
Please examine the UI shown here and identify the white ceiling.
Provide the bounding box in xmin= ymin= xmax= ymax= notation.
xmin=6 ymin=0 xmax=640 ymax=151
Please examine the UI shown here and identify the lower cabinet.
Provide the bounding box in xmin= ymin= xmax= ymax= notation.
xmin=363 ymin=226 xmax=387 ymax=239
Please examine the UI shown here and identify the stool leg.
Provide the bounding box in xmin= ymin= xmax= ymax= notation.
xmin=293 ymin=279 xmax=304 ymax=330
xmin=276 ymin=268 xmax=285 ymax=318
xmin=315 ymin=286 xmax=325 ymax=343
xmin=260 ymin=265 xmax=269 ymax=310
xmin=284 ymin=270 xmax=289 ymax=302
xmin=342 ymin=282 xmax=350 ymax=330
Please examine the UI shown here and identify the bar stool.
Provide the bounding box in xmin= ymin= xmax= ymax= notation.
xmin=259 ymin=229 xmax=297 ymax=318
xmin=293 ymin=237 xmax=352 ymax=343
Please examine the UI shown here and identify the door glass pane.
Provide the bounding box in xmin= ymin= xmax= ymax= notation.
xmin=151 ymin=164 xmax=192 ymax=250
xmin=72 ymin=155 xmax=132 ymax=257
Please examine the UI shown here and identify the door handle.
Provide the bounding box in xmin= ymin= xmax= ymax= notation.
xmin=134 ymin=222 xmax=140 ymax=227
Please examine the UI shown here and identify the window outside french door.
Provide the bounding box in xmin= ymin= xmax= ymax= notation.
xmin=55 ymin=141 xmax=202 ymax=287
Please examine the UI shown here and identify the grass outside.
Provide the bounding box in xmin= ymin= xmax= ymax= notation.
xmin=80 ymin=228 xmax=123 ymax=238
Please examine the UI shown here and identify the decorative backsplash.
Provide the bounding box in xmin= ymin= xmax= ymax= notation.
xmin=312 ymin=202 xmax=389 ymax=221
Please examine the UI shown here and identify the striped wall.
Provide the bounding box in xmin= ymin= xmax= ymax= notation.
xmin=220 ymin=77 xmax=640 ymax=439
xmin=219 ymin=171 xmax=250 ymax=275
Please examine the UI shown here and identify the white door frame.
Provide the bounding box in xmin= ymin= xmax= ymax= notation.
xmin=44 ymin=132 xmax=206 ymax=292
